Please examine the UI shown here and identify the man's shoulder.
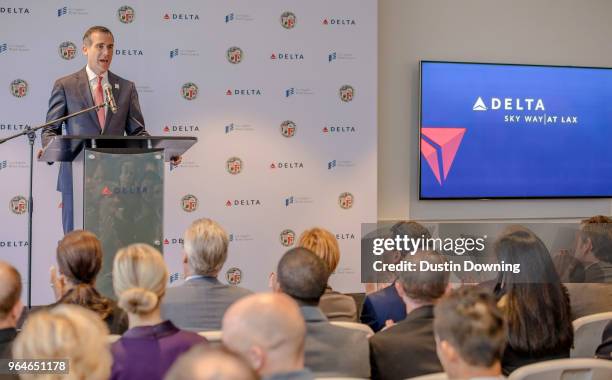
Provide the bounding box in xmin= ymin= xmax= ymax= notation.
xmin=108 ymin=71 xmax=135 ymax=87
xmin=54 ymin=68 xmax=86 ymax=86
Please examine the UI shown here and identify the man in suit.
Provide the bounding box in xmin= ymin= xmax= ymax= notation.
xmin=162 ymin=218 xmax=252 ymax=331
xmin=369 ymin=250 xmax=448 ymax=380
xmin=361 ymin=221 xmax=432 ymax=331
xmin=0 ymin=261 xmax=23 ymax=379
xmin=270 ymin=247 xmax=370 ymax=378
xmin=222 ymin=293 xmax=314 ymax=380
xmin=42 ymin=25 xmax=147 ymax=233
xmin=434 ymin=287 xmax=507 ymax=380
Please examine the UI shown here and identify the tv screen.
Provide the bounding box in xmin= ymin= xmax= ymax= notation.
xmin=419 ymin=61 xmax=612 ymax=199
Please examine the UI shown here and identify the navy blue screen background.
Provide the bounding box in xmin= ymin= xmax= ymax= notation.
xmin=420 ymin=61 xmax=612 ymax=199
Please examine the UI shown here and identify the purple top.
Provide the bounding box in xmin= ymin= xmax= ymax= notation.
xmin=111 ymin=320 xmax=206 ymax=380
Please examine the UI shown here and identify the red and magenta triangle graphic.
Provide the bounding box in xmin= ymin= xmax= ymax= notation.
xmin=421 ymin=127 xmax=466 ymax=185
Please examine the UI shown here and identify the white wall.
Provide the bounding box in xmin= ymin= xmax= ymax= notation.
xmin=378 ymin=0 xmax=612 ymax=221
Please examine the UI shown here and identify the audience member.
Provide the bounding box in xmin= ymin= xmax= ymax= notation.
xmin=222 ymin=293 xmax=313 ymax=380
xmin=271 ymin=247 xmax=370 ymax=377
xmin=434 ymin=287 xmax=507 ymax=380
xmin=298 ymin=227 xmax=357 ymax=322
xmin=163 ymin=219 xmax=251 ymax=331
xmin=111 ymin=244 xmax=206 ymax=380
xmin=596 ymin=320 xmax=612 ymax=360
xmin=13 ymin=304 xmax=111 ymax=380
xmin=493 ymin=227 xmax=573 ymax=375
xmin=165 ymin=345 xmax=259 ymax=380
xmin=361 ymin=221 xmax=431 ymax=332
xmin=0 ymin=261 xmax=23 ymax=363
xmin=369 ymin=250 xmax=447 ymax=380
xmin=50 ymin=230 xmax=128 ymax=333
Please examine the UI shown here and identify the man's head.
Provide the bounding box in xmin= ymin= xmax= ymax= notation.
xmin=165 ymin=345 xmax=259 ymax=380
xmin=434 ymin=287 xmax=506 ymax=379
xmin=0 ymin=261 xmax=23 ymax=328
xmin=577 ymin=215 xmax=612 ymax=264
xmin=82 ymin=26 xmax=114 ymax=75
xmin=222 ymin=293 xmax=305 ymax=376
xmin=394 ymin=250 xmax=449 ymax=311
xmin=273 ymin=247 xmax=328 ymax=305
xmin=183 ymin=218 xmax=229 ymax=277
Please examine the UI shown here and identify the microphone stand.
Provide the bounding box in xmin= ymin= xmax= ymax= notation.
xmin=0 ymin=102 xmax=107 ymax=309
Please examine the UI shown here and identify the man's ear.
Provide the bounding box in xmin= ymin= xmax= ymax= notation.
xmin=11 ymin=299 xmax=24 ymax=324
xmin=268 ymin=272 xmax=281 ymax=293
xmin=247 ymin=345 xmax=265 ymax=372
xmin=394 ymin=281 xmax=406 ymax=299
xmin=439 ymin=340 xmax=459 ymax=364
xmin=182 ymin=251 xmax=188 ymax=264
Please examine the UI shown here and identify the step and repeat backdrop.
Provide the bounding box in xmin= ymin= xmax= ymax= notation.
xmin=0 ymin=0 xmax=377 ymax=304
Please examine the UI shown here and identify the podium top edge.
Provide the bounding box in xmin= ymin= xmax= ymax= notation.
xmin=56 ymin=135 xmax=197 ymax=141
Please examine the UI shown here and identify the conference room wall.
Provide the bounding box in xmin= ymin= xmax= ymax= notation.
xmin=378 ymin=0 xmax=612 ymax=221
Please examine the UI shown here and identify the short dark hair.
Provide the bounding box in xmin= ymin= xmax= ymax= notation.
xmin=83 ymin=26 xmax=114 ymax=46
xmin=434 ymin=287 xmax=506 ymax=368
xmin=580 ymin=215 xmax=612 ymax=263
xmin=397 ymin=250 xmax=449 ymax=303
xmin=0 ymin=261 xmax=21 ymax=319
xmin=277 ymin=247 xmax=328 ymax=304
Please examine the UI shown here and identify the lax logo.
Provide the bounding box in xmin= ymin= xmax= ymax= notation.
xmin=280 ymin=229 xmax=296 ymax=247
xmin=181 ymin=82 xmax=198 ymax=100
xmin=328 ymin=160 xmax=336 ymax=170
xmin=226 ymin=157 xmax=243 ymax=175
xmin=57 ymin=7 xmax=67 ymax=17
xmin=280 ymin=11 xmax=296 ymax=29
xmin=9 ymin=196 xmax=27 ymax=215
xmin=226 ymin=46 xmax=243 ymax=64
xmin=169 ymin=272 xmax=182 ymax=284
xmin=170 ymin=48 xmax=178 ymax=58
xmin=181 ymin=194 xmax=198 ymax=212
xmin=226 ymin=267 xmax=243 ymax=285
xmin=0 ymin=161 xmax=6 ymax=170
xmin=0 ymin=44 xmax=6 ymax=54
xmin=280 ymin=120 xmax=296 ymax=137
xmin=338 ymin=192 xmax=354 ymax=209
xmin=225 ymin=13 xmax=234 ymax=23
xmin=58 ymin=41 xmax=77 ymax=60
xmin=118 ymin=6 xmax=135 ymax=24
xmin=421 ymin=127 xmax=466 ymax=185
xmin=339 ymin=85 xmax=354 ymax=102
xmin=10 ymin=79 xmax=27 ymax=98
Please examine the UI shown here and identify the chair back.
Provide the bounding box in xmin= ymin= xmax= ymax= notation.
xmin=508 ymin=358 xmax=612 ymax=380
xmin=330 ymin=321 xmax=374 ymax=337
xmin=198 ymin=330 xmax=222 ymax=342
xmin=572 ymin=312 xmax=612 ymax=358
xmin=406 ymin=372 xmax=448 ymax=380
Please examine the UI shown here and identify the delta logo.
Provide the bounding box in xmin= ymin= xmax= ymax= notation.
xmin=280 ymin=11 xmax=296 ymax=29
xmin=0 ymin=240 xmax=28 ymax=248
xmin=9 ymin=195 xmax=27 ymax=215
xmin=0 ymin=123 xmax=30 ymax=133
xmin=270 ymin=162 xmax=304 ymax=170
xmin=163 ymin=237 xmax=184 ymax=246
xmin=270 ymin=52 xmax=304 ymax=61
xmin=322 ymin=18 xmax=357 ymax=26
xmin=335 ymin=232 xmax=356 ymax=240
xmin=117 ymin=6 xmax=135 ymax=24
xmin=322 ymin=125 xmax=357 ymax=134
xmin=280 ymin=120 xmax=296 ymax=138
xmin=101 ymin=186 xmax=149 ymax=196
xmin=163 ymin=12 xmax=200 ymax=21
xmin=115 ymin=48 xmax=144 ymax=56
xmin=56 ymin=6 xmax=87 ymax=17
xmin=162 ymin=124 xmax=200 ymax=134
xmin=181 ymin=194 xmax=198 ymax=212
xmin=226 ymin=267 xmax=242 ymax=285
xmin=420 ymin=127 xmax=466 ymax=185
xmin=181 ymin=82 xmax=198 ymax=100
xmin=338 ymin=192 xmax=354 ymax=210
xmin=58 ymin=41 xmax=77 ymax=60
xmin=10 ymin=79 xmax=28 ymax=98
xmin=280 ymin=229 xmax=296 ymax=247
xmin=472 ymin=96 xmax=545 ymax=111
xmin=225 ymin=88 xmax=262 ymax=96
xmin=226 ymin=46 xmax=243 ymax=64
xmin=1 ymin=7 xmax=30 ymax=14
xmin=225 ymin=199 xmax=262 ymax=207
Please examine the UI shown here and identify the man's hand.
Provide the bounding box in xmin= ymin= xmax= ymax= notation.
xmin=170 ymin=155 xmax=182 ymax=166
xmin=37 ymin=149 xmax=43 ymax=159
xmin=49 ymin=266 xmax=64 ymax=300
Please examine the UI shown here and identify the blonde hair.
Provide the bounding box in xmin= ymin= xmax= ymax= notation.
xmin=184 ymin=219 xmax=229 ymax=276
xmin=113 ymin=244 xmax=168 ymax=315
xmin=298 ymin=227 xmax=340 ymax=274
xmin=12 ymin=304 xmax=111 ymax=380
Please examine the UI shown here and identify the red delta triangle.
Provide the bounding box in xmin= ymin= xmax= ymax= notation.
xmin=420 ymin=139 xmax=441 ymax=184
xmin=421 ymin=127 xmax=466 ymax=183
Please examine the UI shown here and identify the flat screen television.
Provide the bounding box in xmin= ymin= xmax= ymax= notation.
xmin=419 ymin=60 xmax=612 ymax=199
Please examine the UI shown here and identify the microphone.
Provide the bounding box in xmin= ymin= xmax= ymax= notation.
xmin=102 ymin=83 xmax=118 ymax=113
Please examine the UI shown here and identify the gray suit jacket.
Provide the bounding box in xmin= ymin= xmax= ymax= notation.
xmin=319 ymin=286 xmax=358 ymax=322
xmin=300 ymin=305 xmax=370 ymax=378
xmin=161 ymin=276 xmax=252 ymax=331
xmin=42 ymin=67 xmax=147 ymax=192
xmin=565 ymin=282 xmax=612 ymax=319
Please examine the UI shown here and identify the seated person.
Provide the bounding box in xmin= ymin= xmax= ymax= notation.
xmin=596 ymin=320 xmax=612 ymax=360
xmin=0 ymin=261 xmax=23 ymax=378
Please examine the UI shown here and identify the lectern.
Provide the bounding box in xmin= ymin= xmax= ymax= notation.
xmin=40 ymin=135 xmax=197 ymax=297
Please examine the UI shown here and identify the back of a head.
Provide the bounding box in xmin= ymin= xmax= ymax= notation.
xmin=397 ymin=250 xmax=449 ymax=303
xmin=277 ymin=247 xmax=329 ymax=304
xmin=580 ymin=215 xmax=612 ymax=263
xmin=298 ymin=227 xmax=340 ymax=274
xmin=13 ymin=304 xmax=111 ymax=380
xmin=222 ymin=293 xmax=305 ymax=373
xmin=165 ymin=345 xmax=259 ymax=380
xmin=184 ymin=218 xmax=229 ymax=276
xmin=113 ymin=244 xmax=168 ymax=315
xmin=0 ymin=261 xmax=21 ymax=322
xmin=434 ymin=287 xmax=506 ymax=370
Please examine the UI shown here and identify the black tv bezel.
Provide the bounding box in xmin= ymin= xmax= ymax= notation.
xmin=418 ymin=60 xmax=612 ymax=201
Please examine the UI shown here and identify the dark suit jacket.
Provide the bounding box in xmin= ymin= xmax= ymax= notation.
xmin=42 ymin=67 xmax=147 ymax=193
xmin=0 ymin=328 xmax=18 ymax=380
xmin=301 ymin=305 xmax=370 ymax=377
xmin=319 ymin=286 xmax=358 ymax=322
xmin=369 ymin=305 xmax=442 ymax=380
xmin=161 ymin=276 xmax=252 ymax=331
xmin=360 ymin=283 xmax=406 ymax=332
xmin=596 ymin=320 xmax=612 ymax=360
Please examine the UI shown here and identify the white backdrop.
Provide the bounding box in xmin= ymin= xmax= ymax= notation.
xmin=0 ymin=0 xmax=377 ymax=304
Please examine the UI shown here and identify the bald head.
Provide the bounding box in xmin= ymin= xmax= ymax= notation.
xmin=0 ymin=261 xmax=22 ymax=325
xmin=222 ymin=293 xmax=305 ymax=376
xmin=165 ymin=345 xmax=258 ymax=380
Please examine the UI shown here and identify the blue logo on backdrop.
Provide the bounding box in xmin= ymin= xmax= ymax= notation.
xmin=170 ymin=48 xmax=178 ymax=58
xmin=0 ymin=44 xmax=6 ymax=54
xmin=225 ymin=13 xmax=234 ymax=22
xmin=57 ymin=7 xmax=67 ymax=17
